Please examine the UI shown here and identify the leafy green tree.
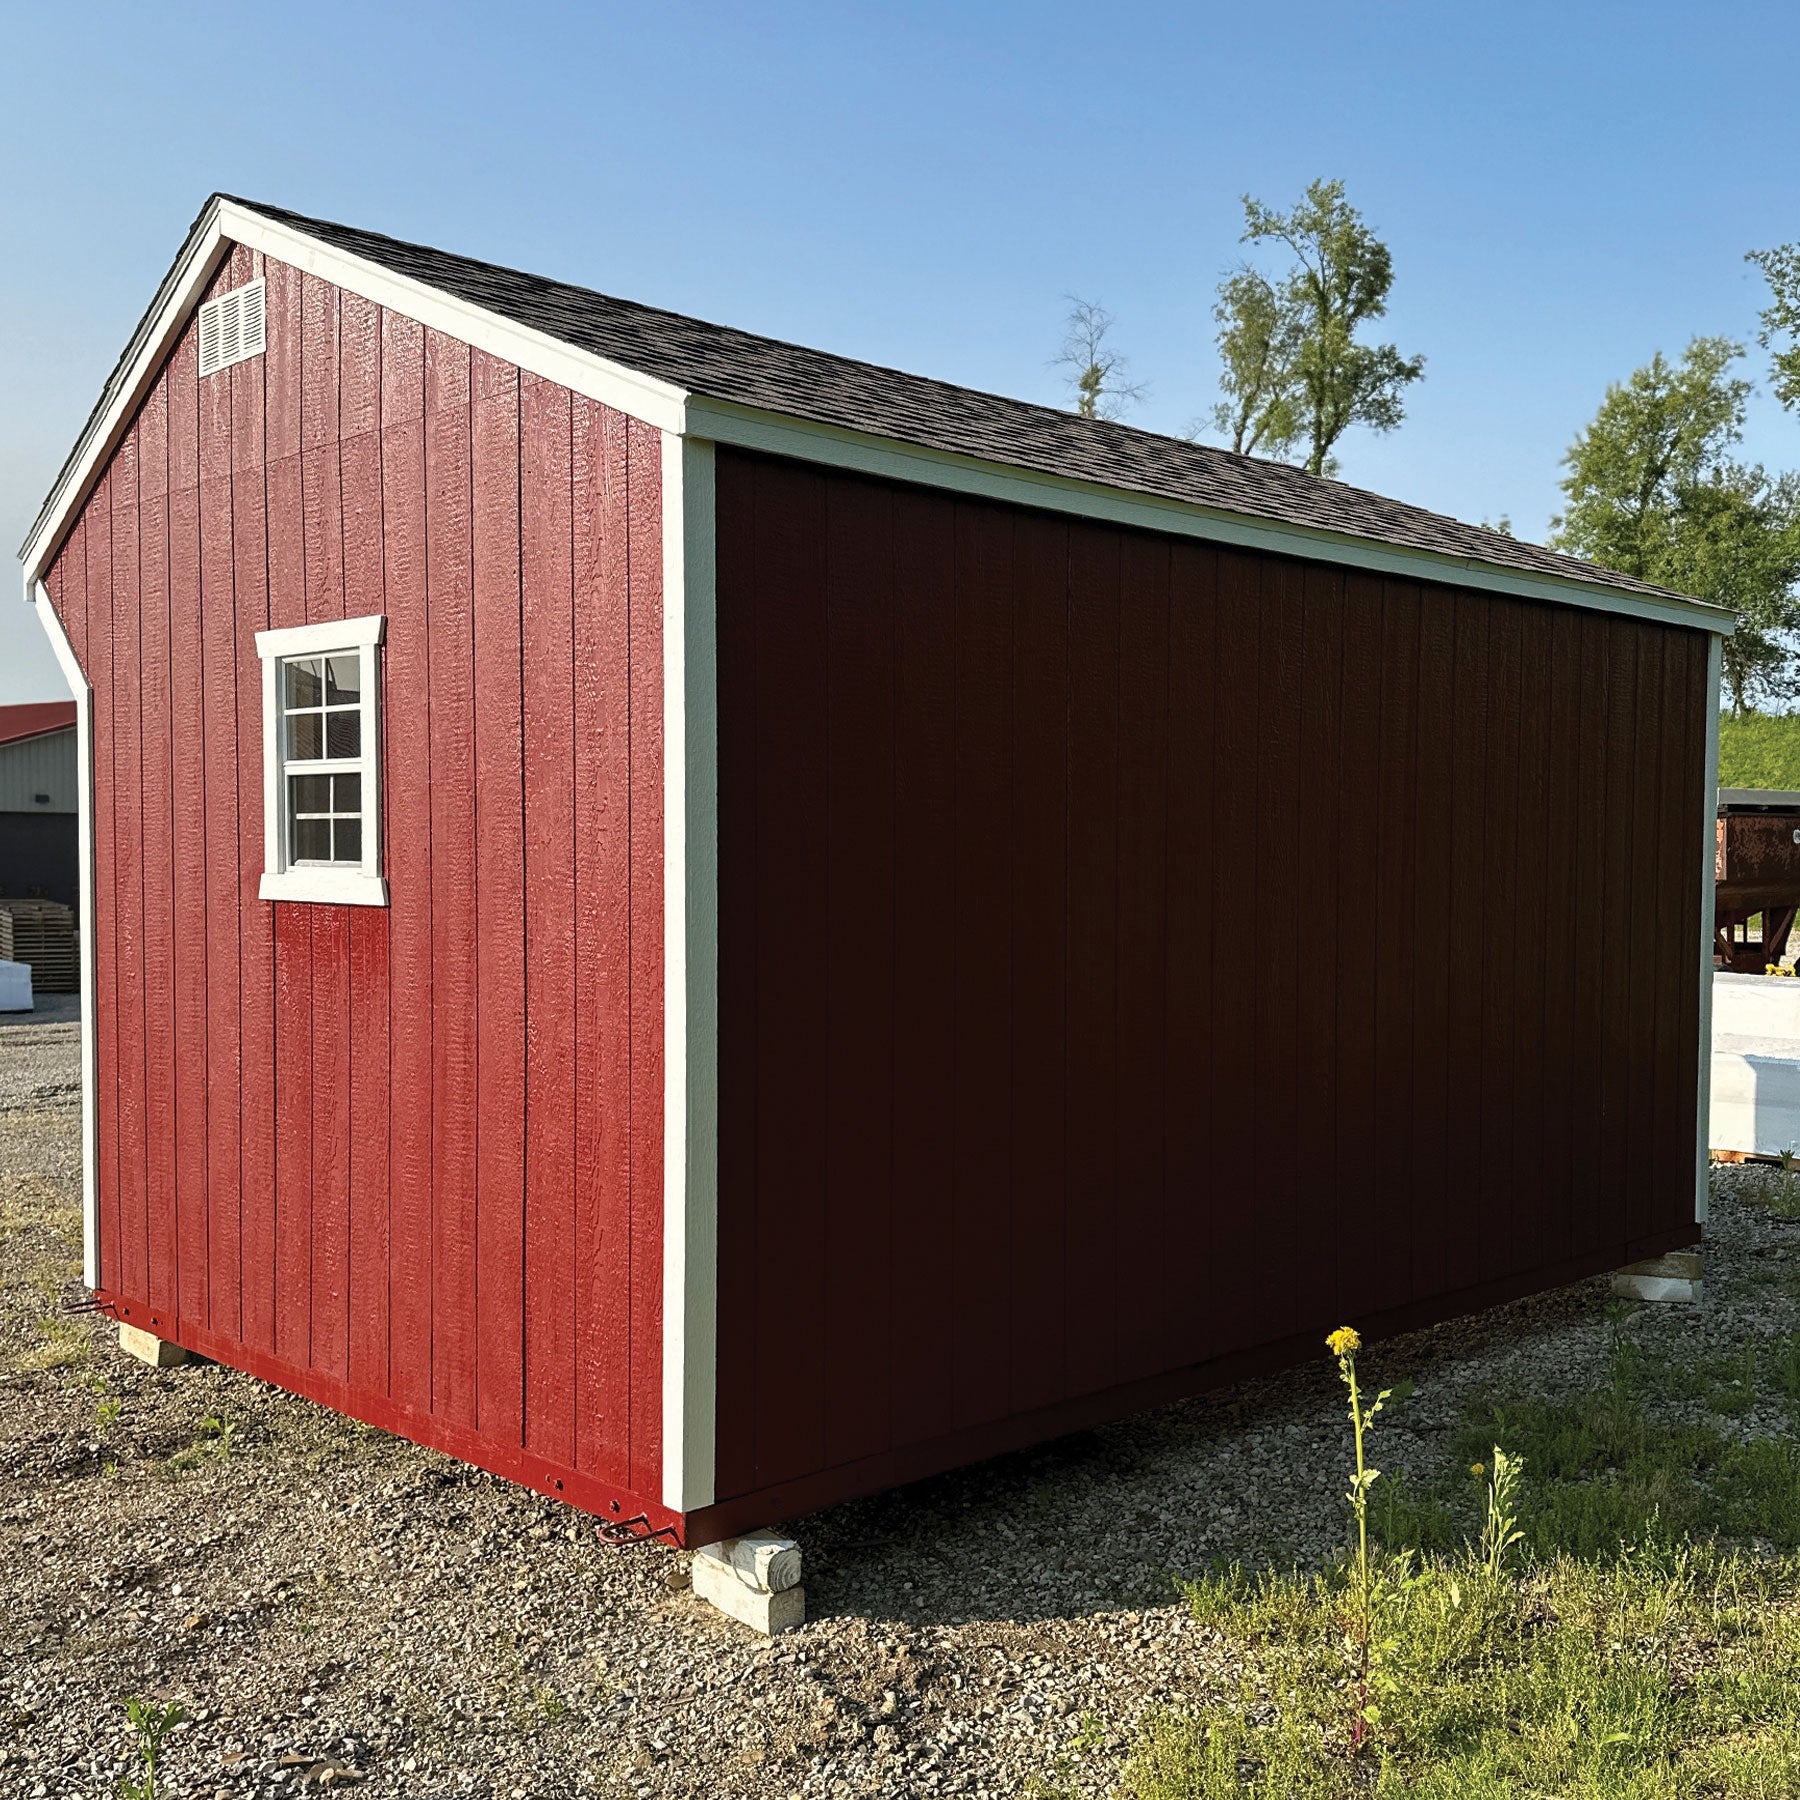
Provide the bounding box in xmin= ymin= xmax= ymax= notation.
xmin=1550 ymin=338 xmax=1748 ymax=577
xmin=1053 ymin=295 xmax=1146 ymax=421
xmin=1667 ymin=465 xmax=1800 ymax=714
xmin=1748 ymin=243 xmax=1800 ymax=412
xmin=1209 ymin=266 xmax=1303 ymax=456
xmin=1551 ymin=338 xmax=1800 ymax=714
xmin=1219 ymin=179 xmax=1424 ymax=476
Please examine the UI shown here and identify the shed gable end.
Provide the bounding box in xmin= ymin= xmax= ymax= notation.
xmin=43 ymin=241 xmax=671 ymax=1531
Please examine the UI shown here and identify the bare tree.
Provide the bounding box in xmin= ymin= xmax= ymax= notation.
xmin=1053 ymin=295 xmax=1147 ymax=421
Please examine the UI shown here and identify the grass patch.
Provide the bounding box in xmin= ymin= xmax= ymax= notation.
xmin=1720 ymin=710 xmax=1800 ymax=791
xmin=1109 ymin=1549 xmax=1800 ymax=1798
xmin=1054 ymin=1320 xmax=1800 ymax=1798
xmin=16 ymin=1311 xmax=90 ymax=1372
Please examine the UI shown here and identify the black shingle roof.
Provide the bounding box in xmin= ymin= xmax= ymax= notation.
xmin=30 ymin=195 xmax=1707 ymax=612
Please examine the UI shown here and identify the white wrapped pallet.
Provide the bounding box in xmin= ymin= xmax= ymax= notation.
xmin=0 ymin=959 xmax=32 ymax=1013
xmin=1712 ymin=972 xmax=1800 ymax=1156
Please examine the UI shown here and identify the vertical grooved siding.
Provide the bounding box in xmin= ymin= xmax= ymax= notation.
xmin=45 ymin=247 xmax=666 ymax=1525
xmin=711 ymin=447 xmax=1709 ymax=1516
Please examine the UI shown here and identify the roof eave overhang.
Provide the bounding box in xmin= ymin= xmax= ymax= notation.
xmin=0 ymin=723 xmax=78 ymax=750
xmin=22 ymin=198 xmax=1730 ymax=640
xmin=683 ymin=395 xmax=1734 ymax=638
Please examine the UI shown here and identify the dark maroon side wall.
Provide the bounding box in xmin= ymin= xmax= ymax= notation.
xmin=704 ymin=444 xmax=1707 ymax=1531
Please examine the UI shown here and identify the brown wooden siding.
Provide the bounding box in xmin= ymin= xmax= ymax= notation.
xmin=45 ymin=243 xmax=668 ymax=1523
xmin=710 ymin=446 xmax=1707 ymax=1516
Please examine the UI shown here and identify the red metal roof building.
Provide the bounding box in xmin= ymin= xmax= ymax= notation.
xmin=0 ymin=700 xmax=78 ymax=748
xmin=21 ymin=197 xmax=1728 ymax=1548
xmin=0 ymin=700 xmax=79 ymax=911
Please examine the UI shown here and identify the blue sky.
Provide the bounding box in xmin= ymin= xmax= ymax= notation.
xmin=3 ymin=0 xmax=1796 ymax=702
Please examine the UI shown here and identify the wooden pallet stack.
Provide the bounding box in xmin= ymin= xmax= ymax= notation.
xmin=0 ymin=900 xmax=79 ymax=992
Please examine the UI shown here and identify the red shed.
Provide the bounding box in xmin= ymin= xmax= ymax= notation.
xmin=22 ymin=196 xmax=1728 ymax=1557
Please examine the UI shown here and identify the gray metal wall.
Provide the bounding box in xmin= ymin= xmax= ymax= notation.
xmin=0 ymin=728 xmax=76 ymax=815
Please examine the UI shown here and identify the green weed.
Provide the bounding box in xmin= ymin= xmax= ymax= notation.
xmin=1327 ymin=1326 xmax=1391 ymax=1748
xmin=1373 ymin=1468 xmax=1458 ymax=1555
xmin=164 ymin=1413 xmax=238 ymax=1475
xmin=18 ymin=1311 xmax=88 ymax=1372
xmin=119 ymin=1698 xmax=184 ymax=1800
xmin=199 ymin=1414 xmax=237 ymax=1460
xmin=1702 ymin=1338 xmax=1760 ymax=1416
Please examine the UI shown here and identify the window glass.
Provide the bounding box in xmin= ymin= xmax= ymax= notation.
xmin=291 ymin=772 xmax=330 ymax=812
xmin=286 ymin=713 xmax=322 ymax=759
xmin=325 ymin=712 xmax=361 ymax=759
xmin=282 ymin=649 xmax=368 ymax=865
xmin=284 ymin=658 xmax=322 ymax=709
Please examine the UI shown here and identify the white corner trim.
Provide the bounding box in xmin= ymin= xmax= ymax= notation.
xmin=662 ymin=431 xmax=719 ymax=1514
xmin=31 ymin=580 xmax=99 ymax=1289
xmin=684 ymin=397 xmax=1736 ymax=638
xmin=1697 ymin=633 xmax=1723 ymax=1224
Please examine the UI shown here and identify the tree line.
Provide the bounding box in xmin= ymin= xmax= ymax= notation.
xmin=1056 ymin=183 xmax=1800 ymax=710
xmin=1056 ymin=179 xmax=1425 ymax=479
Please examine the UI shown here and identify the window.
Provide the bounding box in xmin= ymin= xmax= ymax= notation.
xmin=198 ymin=279 xmax=266 ymax=379
xmin=256 ymin=615 xmax=387 ymax=905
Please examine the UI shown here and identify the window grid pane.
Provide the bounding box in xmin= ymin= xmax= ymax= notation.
xmin=282 ymin=646 xmax=370 ymax=867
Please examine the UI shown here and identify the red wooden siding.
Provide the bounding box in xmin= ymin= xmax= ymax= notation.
xmin=45 ymin=248 xmax=668 ymax=1527
xmin=709 ymin=446 xmax=1709 ymax=1524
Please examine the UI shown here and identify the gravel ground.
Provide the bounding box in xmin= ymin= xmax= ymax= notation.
xmin=4 ymin=1006 xmax=1795 ymax=1800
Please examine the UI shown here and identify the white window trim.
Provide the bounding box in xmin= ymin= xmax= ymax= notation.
xmin=256 ymin=613 xmax=388 ymax=906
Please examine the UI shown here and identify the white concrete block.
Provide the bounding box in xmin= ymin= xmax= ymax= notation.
xmin=1612 ymin=1253 xmax=1703 ymax=1304
xmin=693 ymin=1558 xmax=806 ymax=1634
xmin=1614 ymin=1274 xmax=1704 ymax=1303
xmin=692 ymin=1531 xmax=805 ymax=1635
xmin=118 ymin=1322 xmax=192 ymax=1367
xmin=697 ymin=1530 xmax=803 ymax=1592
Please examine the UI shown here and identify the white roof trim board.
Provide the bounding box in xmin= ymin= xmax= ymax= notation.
xmin=21 ymin=193 xmax=1733 ymax=637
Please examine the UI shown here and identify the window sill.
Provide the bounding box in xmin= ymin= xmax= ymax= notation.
xmin=259 ymin=868 xmax=389 ymax=907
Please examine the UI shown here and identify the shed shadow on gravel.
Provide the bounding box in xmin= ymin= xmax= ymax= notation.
xmin=783 ymin=1271 xmax=1618 ymax=1632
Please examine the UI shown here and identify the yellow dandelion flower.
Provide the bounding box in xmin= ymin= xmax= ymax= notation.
xmin=1326 ymin=1326 xmax=1361 ymax=1358
xmin=1470 ymin=1462 xmax=1485 ymax=1476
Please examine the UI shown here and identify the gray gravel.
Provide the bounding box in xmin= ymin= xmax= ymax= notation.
xmin=4 ymin=1005 xmax=1795 ymax=1799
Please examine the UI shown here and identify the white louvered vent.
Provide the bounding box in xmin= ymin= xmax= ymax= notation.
xmin=197 ymin=278 xmax=267 ymax=378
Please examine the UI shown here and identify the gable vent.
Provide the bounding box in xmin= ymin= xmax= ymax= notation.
xmin=197 ymin=278 xmax=266 ymax=379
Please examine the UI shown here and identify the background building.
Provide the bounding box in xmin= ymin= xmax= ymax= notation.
xmin=0 ymin=700 xmax=77 ymax=910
